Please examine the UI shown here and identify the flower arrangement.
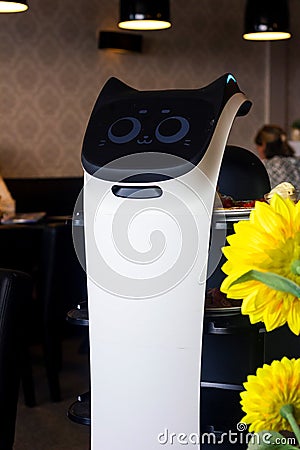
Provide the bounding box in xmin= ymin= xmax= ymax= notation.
xmin=220 ymin=193 xmax=300 ymax=448
xmin=241 ymin=357 xmax=300 ymax=449
xmin=220 ymin=194 xmax=300 ymax=335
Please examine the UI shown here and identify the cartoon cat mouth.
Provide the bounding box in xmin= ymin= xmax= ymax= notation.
xmin=137 ymin=139 xmax=153 ymax=144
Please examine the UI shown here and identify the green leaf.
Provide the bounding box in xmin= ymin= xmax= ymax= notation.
xmin=230 ymin=270 xmax=300 ymax=298
xmin=247 ymin=430 xmax=299 ymax=450
xmin=280 ymin=404 xmax=300 ymax=446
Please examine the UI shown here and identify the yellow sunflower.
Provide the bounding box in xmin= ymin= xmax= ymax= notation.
xmin=220 ymin=194 xmax=300 ymax=335
xmin=240 ymin=357 xmax=300 ymax=435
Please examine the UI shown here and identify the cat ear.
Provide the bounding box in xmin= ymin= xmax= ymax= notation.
xmin=95 ymin=77 xmax=137 ymax=107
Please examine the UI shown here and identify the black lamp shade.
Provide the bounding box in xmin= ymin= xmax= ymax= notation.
xmin=118 ymin=0 xmax=171 ymax=30
xmin=0 ymin=0 xmax=28 ymax=12
xmin=244 ymin=0 xmax=291 ymax=40
xmin=98 ymin=31 xmax=142 ymax=53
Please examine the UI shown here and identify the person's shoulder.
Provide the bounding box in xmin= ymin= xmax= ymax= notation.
xmin=286 ymin=156 xmax=300 ymax=166
xmin=274 ymin=155 xmax=299 ymax=166
xmin=264 ymin=155 xmax=282 ymax=166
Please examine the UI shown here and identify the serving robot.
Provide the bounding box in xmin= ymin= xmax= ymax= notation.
xmin=79 ymin=73 xmax=251 ymax=449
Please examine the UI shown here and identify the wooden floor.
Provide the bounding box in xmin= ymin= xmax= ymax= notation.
xmin=14 ymin=334 xmax=90 ymax=450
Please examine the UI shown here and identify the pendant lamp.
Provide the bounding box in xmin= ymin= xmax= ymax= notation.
xmin=243 ymin=0 xmax=291 ymax=41
xmin=118 ymin=0 xmax=171 ymax=31
xmin=0 ymin=0 xmax=28 ymax=12
xmin=98 ymin=31 xmax=143 ymax=53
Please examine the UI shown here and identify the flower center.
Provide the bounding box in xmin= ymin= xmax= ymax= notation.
xmin=290 ymin=259 xmax=300 ymax=276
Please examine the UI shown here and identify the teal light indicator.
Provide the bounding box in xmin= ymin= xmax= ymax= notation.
xmin=227 ymin=74 xmax=236 ymax=84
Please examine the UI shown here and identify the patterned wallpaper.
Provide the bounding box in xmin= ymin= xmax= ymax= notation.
xmin=287 ymin=0 xmax=300 ymax=131
xmin=0 ymin=0 xmax=273 ymax=177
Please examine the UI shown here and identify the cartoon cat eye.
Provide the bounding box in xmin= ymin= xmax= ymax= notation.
xmin=155 ymin=116 xmax=190 ymax=144
xmin=108 ymin=117 xmax=141 ymax=144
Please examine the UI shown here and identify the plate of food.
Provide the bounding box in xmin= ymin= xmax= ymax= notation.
xmin=204 ymin=287 xmax=242 ymax=316
xmin=213 ymin=194 xmax=264 ymax=220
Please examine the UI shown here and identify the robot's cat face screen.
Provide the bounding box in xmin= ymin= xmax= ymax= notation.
xmin=102 ymin=106 xmax=191 ymax=147
xmin=84 ymin=96 xmax=215 ymax=168
xmin=81 ymin=74 xmax=249 ymax=179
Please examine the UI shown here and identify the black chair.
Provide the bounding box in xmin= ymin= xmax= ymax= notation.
xmin=0 ymin=269 xmax=33 ymax=450
xmin=4 ymin=177 xmax=83 ymax=216
xmin=218 ymin=145 xmax=271 ymax=199
xmin=264 ymin=325 xmax=300 ymax=362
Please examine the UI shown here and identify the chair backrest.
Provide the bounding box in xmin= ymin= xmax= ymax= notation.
xmin=218 ymin=145 xmax=271 ymax=200
xmin=0 ymin=269 xmax=32 ymax=450
xmin=4 ymin=177 xmax=83 ymax=216
xmin=39 ymin=222 xmax=87 ymax=317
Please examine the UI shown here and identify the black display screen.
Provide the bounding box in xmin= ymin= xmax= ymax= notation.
xmin=82 ymin=74 xmax=250 ymax=181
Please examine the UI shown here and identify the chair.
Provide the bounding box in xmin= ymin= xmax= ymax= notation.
xmin=0 ymin=269 xmax=33 ymax=450
xmin=4 ymin=177 xmax=83 ymax=216
xmin=264 ymin=324 xmax=300 ymax=362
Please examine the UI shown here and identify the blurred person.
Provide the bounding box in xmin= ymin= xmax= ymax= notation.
xmin=0 ymin=176 xmax=15 ymax=219
xmin=255 ymin=124 xmax=300 ymax=191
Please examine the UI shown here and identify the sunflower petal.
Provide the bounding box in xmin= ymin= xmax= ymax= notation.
xmin=287 ymin=300 xmax=300 ymax=336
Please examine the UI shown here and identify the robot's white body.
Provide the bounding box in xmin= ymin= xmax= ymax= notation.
xmin=81 ymin=75 xmax=250 ymax=449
